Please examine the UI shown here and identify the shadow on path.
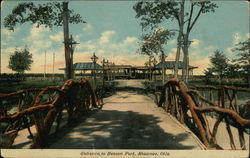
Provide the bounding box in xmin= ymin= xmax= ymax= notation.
xmin=49 ymin=109 xmax=195 ymax=149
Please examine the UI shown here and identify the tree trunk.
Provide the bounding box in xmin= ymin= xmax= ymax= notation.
xmin=62 ymin=2 xmax=71 ymax=80
xmin=182 ymin=34 xmax=189 ymax=83
xmin=174 ymin=0 xmax=185 ymax=79
xmin=174 ymin=35 xmax=182 ymax=79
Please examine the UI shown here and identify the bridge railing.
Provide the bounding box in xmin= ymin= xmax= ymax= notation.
xmin=158 ymin=78 xmax=250 ymax=150
xmin=0 ymin=78 xmax=103 ymax=148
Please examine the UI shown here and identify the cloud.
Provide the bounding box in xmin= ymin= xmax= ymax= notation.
xmin=225 ymin=32 xmax=248 ymax=57
xmin=246 ymin=33 xmax=249 ymax=38
xmin=49 ymin=31 xmax=63 ymax=42
xmin=192 ymin=58 xmax=210 ymax=75
xmin=167 ymin=48 xmax=178 ymax=61
xmin=123 ymin=36 xmax=137 ymax=44
xmin=30 ymin=47 xmax=65 ymax=73
xmin=191 ymin=39 xmax=201 ymax=48
xmin=85 ymin=40 xmax=96 ymax=50
xmin=232 ymin=32 xmax=243 ymax=45
xmin=73 ymin=31 xmax=143 ymax=66
xmin=1 ymin=28 xmax=19 ymax=41
xmin=82 ymin=23 xmax=93 ymax=32
xmin=22 ymin=25 xmax=52 ymax=53
xmin=2 ymin=29 xmax=12 ymax=36
xmin=99 ymin=30 xmax=116 ymax=44
xmin=168 ymin=39 xmax=177 ymax=45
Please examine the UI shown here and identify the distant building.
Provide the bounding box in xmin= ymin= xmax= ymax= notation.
xmin=59 ymin=61 xmax=198 ymax=79
xmin=155 ymin=61 xmax=198 ymax=76
xmin=155 ymin=61 xmax=198 ymax=70
xmin=73 ymin=62 xmax=103 ymax=70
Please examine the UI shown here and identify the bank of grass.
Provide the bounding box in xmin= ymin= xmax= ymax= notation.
xmin=0 ymin=78 xmax=116 ymax=97
xmin=0 ymin=80 xmax=65 ymax=94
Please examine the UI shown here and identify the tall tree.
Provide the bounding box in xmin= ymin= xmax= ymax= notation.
xmin=8 ymin=48 xmax=33 ymax=74
xmin=205 ymin=50 xmax=229 ymax=84
xmin=138 ymin=28 xmax=175 ymax=56
xmin=232 ymin=38 xmax=250 ymax=84
xmin=4 ymin=2 xmax=85 ymax=79
xmin=133 ymin=0 xmax=218 ymax=82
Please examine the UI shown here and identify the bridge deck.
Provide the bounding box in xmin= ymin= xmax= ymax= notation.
xmin=49 ymin=80 xmax=204 ymax=149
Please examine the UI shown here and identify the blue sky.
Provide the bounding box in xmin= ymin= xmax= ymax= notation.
xmin=1 ymin=0 xmax=249 ymax=74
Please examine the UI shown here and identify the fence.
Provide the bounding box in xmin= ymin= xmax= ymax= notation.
xmin=158 ymin=78 xmax=250 ymax=150
xmin=0 ymin=78 xmax=103 ymax=148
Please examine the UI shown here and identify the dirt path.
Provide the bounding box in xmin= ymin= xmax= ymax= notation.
xmin=49 ymin=80 xmax=204 ymax=149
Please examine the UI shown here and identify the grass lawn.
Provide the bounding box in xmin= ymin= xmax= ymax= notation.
xmin=0 ymin=78 xmax=112 ymax=94
xmin=0 ymin=80 xmax=65 ymax=94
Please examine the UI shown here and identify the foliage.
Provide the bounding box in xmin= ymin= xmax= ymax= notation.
xmin=134 ymin=0 xmax=217 ymax=30
xmin=232 ymin=38 xmax=250 ymax=83
xmin=133 ymin=0 xmax=178 ymax=30
xmin=4 ymin=2 xmax=85 ymax=31
xmin=8 ymin=48 xmax=33 ymax=74
xmin=225 ymin=63 xmax=240 ymax=79
xmin=138 ymin=28 xmax=175 ymax=56
xmin=133 ymin=0 xmax=218 ymax=82
xmin=205 ymin=50 xmax=229 ymax=83
xmin=203 ymin=68 xmax=214 ymax=83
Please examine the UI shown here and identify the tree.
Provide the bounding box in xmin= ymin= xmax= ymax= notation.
xmin=138 ymin=28 xmax=175 ymax=56
xmin=133 ymin=0 xmax=218 ymax=82
xmin=232 ymin=38 xmax=250 ymax=84
xmin=224 ymin=63 xmax=240 ymax=80
xmin=205 ymin=50 xmax=229 ymax=84
xmin=4 ymin=2 xmax=85 ymax=79
xmin=8 ymin=48 xmax=33 ymax=74
xmin=203 ymin=67 xmax=214 ymax=84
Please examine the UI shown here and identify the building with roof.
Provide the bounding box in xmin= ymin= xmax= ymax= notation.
xmin=59 ymin=61 xmax=197 ymax=79
xmin=155 ymin=61 xmax=198 ymax=70
xmin=155 ymin=61 xmax=198 ymax=77
xmin=73 ymin=62 xmax=103 ymax=70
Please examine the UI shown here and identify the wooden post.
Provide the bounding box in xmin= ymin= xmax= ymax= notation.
xmin=62 ymin=2 xmax=71 ymax=80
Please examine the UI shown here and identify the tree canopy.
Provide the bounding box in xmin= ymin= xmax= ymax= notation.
xmin=4 ymin=2 xmax=85 ymax=31
xmin=133 ymin=0 xmax=218 ymax=82
xmin=138 ymin=28 xmax=175 ymax=56
xmin=204 ymin=50 xmax=229 ymax=84
xmin=4 ymin=2 xmax=86 ymax=79
xmin=232 ymin=38 xmax=250 ymax=83
xmin=8 ymin=48 xmax=33 ymax=73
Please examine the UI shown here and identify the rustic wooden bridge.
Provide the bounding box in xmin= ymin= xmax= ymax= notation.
xmin=0 ymin=79 xmax=249 ymax=150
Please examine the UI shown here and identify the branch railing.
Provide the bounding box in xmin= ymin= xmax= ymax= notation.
xmin=0 ymin=78 xmax=103 ymax=148
xmin=158 ymin=78 xmax=250 ymax=150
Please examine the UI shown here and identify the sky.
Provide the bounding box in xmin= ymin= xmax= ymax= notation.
xmin=1 ymin=0 xmax=249 ymax=75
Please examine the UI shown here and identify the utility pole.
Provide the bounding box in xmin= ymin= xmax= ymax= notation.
xmin=53 ymin=52 xmax=55 ymax=80
xmin=160 ymin=51 xmax=166 ymax=84
xmin=62 ymin=2 xmax=71 ymax=80
xmin=0 ymin=48 xmax=1 ymax=74
xmin=68 ymin=34 xmax=79 ymax=78
xmin=44 ymin=50 xmax=46 ymax=79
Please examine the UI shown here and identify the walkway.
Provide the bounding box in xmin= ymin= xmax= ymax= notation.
xmin=49 ymin=80 xmax=204 ymax=149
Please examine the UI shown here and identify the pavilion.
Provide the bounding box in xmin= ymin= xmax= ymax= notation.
xmin=59 ymin=61 xmax=198 ymax=79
